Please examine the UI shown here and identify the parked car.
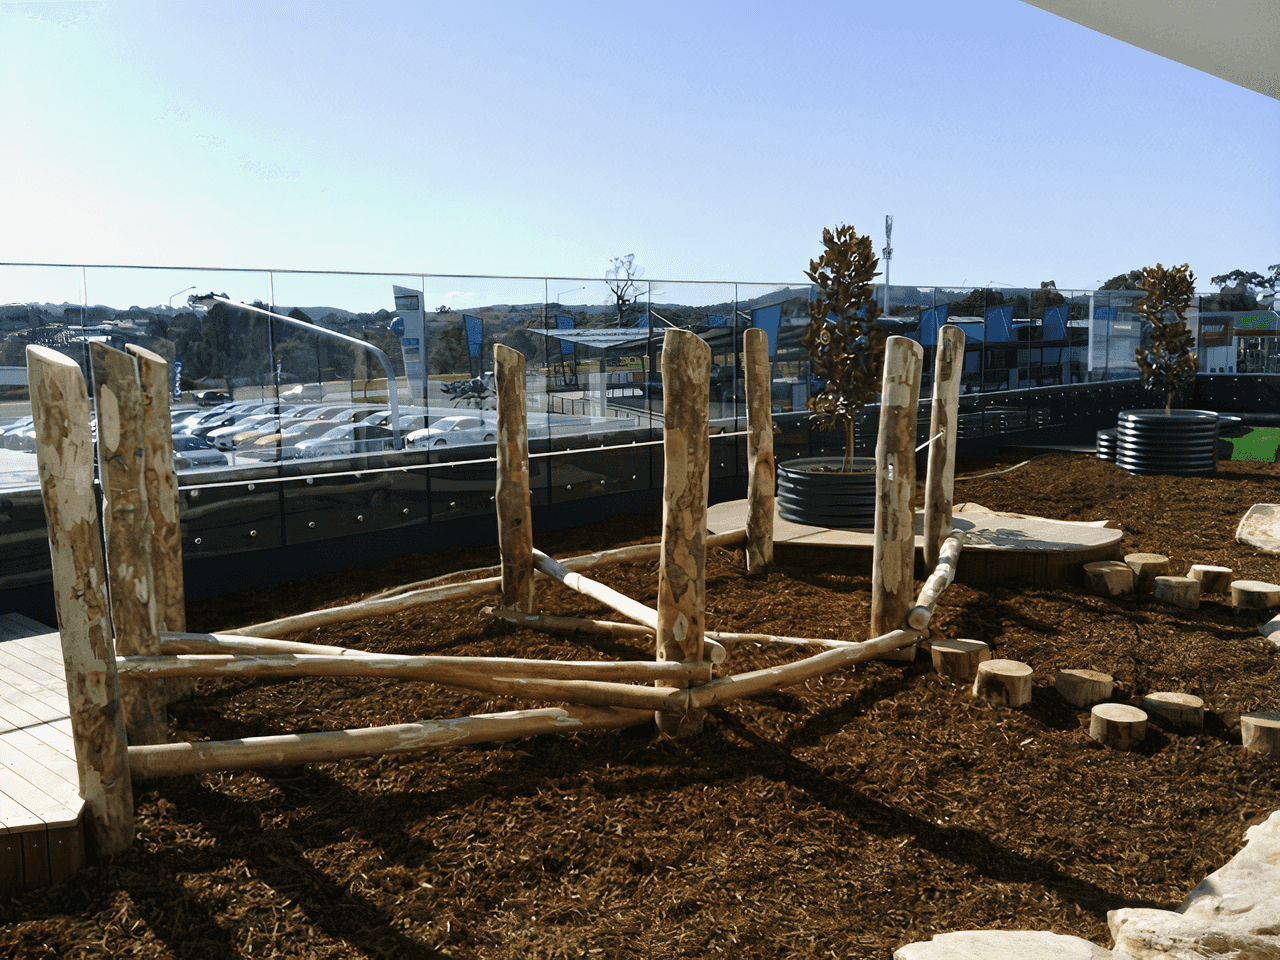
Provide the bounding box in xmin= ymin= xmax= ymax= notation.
xmin=0 ymin=417 xmax=35 ymax=450
xmin=194 ymin=390 xmax=231 ymax=406
xmin=171 ymin=434 xmax=229 ymax=469
xmin=207 ymin=415 xmax=282 ymax=450
xmin=404 ymin=415 xmax=497 ymax=448
xmin=295 ymin=424 xmax=395 ymax=458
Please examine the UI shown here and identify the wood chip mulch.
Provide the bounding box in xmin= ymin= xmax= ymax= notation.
xmin=3 ymin=453 xmax=1280 ymax=959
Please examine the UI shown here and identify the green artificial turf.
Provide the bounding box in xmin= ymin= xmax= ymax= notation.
xmin=1222 ymin=426 xmax=1280 ymax=462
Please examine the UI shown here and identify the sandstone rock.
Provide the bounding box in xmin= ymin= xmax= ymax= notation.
xmin=1180 ymin=809 xmax=1280 ymax=932
xmin=1108 ymin=907 xmax=1280 ymax=959
xmin=895 ymin=928 xmax=1112 ymax=959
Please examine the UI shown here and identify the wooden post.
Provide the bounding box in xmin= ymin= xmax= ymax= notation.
xmin=495 ymin=344 xmax=535 ymax=613
xmin=972 ymin=659 xmax=1033 ymax=707
xmin=1055 ymin=668 xmax=1114 ymax=708
xmin=743 ymin=327 xmax=774 ymax=573
xmin=871 ymin=336 xmax=924 ymax=637
xmin=92 ymin=344 xmax=169 ymax=745
xmin=26 ymin=345 xmax=135 ymax=855
xmin=655 ymin=329 xmax=710 ymax=738
xmin=923 ymin=325 xmax=964 ymax=569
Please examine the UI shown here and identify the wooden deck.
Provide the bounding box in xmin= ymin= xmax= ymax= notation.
xmin=0 ymin=613 xmax=86 ymax=893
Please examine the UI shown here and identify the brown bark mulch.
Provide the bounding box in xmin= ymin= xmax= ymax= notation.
xmin=3 ymin=453 xmax=1280 ymax=959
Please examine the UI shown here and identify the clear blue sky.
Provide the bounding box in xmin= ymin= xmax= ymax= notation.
xmin=2 ymin=0 xmax=1276 ymax=310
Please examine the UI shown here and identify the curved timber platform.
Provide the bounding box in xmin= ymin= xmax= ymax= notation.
xmin=706 ymin=501 xmax=1123 ymax=585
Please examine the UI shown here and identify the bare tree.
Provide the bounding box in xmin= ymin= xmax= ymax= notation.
xmin=606 ymin=254 xmax=645 ymax=328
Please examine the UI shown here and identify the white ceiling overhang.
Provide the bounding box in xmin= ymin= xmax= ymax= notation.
xmin=1021 ymin=0 xmax=1279 ymax=101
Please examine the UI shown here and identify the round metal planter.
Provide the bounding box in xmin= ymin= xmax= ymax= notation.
xmin=1096 ymin=428 xmax=1118 ymax=462
xmin=1115 ymin=409 xmax=1219 ymax=477
xmin=776 ymin=456 xmax=877 ymax=529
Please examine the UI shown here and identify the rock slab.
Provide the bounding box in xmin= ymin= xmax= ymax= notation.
xmin=894 ymin=929 xmax=1113 ymax=960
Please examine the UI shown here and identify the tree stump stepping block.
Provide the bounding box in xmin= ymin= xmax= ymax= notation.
xmin=1141 ymin=691 xmax=1205 ymax=730
xmin=930 ymin=638 xmax=990 ymax=683
xmin=1090 ymin=703 xmax=1148 ymax=750
xmin=1154 ymin=575 xmax=1200 ymax=609
xmin=1232 ymin=580 xmax=1280 ymax=612
xmin=1055 ymin=669 xmax=1113 ymax=708
xmin=972 ymin=659 xmax=1032 ymax=707
xmin=1125 ymin=553 xmax=1170 ymax=591
xmin=1242 ymin=712 xmax=1280 ymax=757
xmin=1082 ymin=560 xmax=1133 ymax=596
xmin=1190 ymin=564 xmax=1233 ymax=594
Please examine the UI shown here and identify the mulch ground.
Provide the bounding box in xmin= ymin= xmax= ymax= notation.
xmin=4 ymin=453 xmax=1280 ymax=959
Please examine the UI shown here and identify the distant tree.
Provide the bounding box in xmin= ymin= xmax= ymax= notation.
xmin=606 ymin=254 xmax=645 ymax=328
xmin=436 ymin=305 xmax=453 ymax=314
xmin=1134 ymin=263 xmax=1198 ymax=415
xmin=1101 ymin=270 xmax=1145 ymax=291
xmin=1209 ymin=266 xmax=1279 ymax=308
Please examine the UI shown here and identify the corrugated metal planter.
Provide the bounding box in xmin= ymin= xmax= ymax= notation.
xmin=1096 ymin=428 xmax=1118 ymax=462
xmin=1115 ymin=409 xmax=1219 ymax=477
xmin=776 ymin=456 xmax=877 ymax=529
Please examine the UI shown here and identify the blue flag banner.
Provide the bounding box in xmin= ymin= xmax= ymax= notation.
xmin=556 ymin=315 xmax=576 ymax=355
xmin=751 ymin=303 xmax=782 ymax=356
xmin=464 ymin=314 xmax=483 ymax=359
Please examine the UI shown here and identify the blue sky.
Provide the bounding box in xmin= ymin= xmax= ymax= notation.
xmin=1 ymin=0 xmax=1276 ymax=310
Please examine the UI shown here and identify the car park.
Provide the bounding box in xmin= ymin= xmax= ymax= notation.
xmin=207 ymin=415 xmax=282 ymax=450
xmin=404 ymin=415 xmax=497 ymax=448
xmin=171 ymin=434 xmax=229 ymax=468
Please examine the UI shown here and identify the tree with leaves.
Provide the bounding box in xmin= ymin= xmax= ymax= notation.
xmin=1134 ymin=262 xmax=1198 ymax=415
xmin=803 ymin=225 xmax=885 ymax=470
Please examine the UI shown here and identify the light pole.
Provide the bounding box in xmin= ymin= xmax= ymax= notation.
xmin=169 ymin=285 xmax=197 ymax=309
xmin=556 ymin=286 xmax=585 ymax=305
xmin=882 ymin=216 xmax=893 ymax=317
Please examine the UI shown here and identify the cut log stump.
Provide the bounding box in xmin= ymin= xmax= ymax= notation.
xmin=930 ymin=638 xmax=990 ymax=683
xmin=1153 ymin=575 xmax=1200 ymax=610
xmin=1089 ymin=703 xmax=1147 ymax=750
xmin=1189 ymin=564 xmax=1233 ymax=594
xmin=1231 ymin=580 xmax=1280 ymax=612
xmin=1055 ymin=669 xmax=1113 ymax=708
xmin=1141 ymin=692 xmax=1205 ymax=731
xmin=1082 ymin=561 xmax=1134 ymax=597
xmin=1242 ymin=712 xmax=1280 ymax=757
xmin=1124 ymin=553 xmax=1170 ymax=592
xmin=972 ymin=659 xmax=1032 ymax=707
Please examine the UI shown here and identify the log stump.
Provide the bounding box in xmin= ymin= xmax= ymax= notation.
xmin=1231 ymin=580 xmax=1280 ymax=612
xmin=1189 ymin=564 xmax=1233 ymax=594
xmin=1141 ymin=691 xmax=1205 ymax=731
xmin=1090 ymin=703 xmax=1148 ymax=750
xmin=1055 ymin=669 xmax=1113 ymax=708
xmin=1242 ymin=712 xmax=1280 ymax=757
xmin=1124 ymin=553 xmax=1170 ymax=592
xmin=1262 ymin=614 xmax=1280 ymax=644
xmin=972 ymin=659 xmax=1032 ymax=707
xmin=1082 ymin=560 xmax=1134 ymax=597
xmin=1153 ymin=575 xmax=1200 ymax=610
xmin=930 ymin=638 xmax=990 ymax=683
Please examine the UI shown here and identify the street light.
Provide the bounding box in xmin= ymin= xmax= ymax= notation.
xmin=169 ymin=285 xmax=197 ymax=308
xmin=556 ymin=286 xmax=585 ymax=304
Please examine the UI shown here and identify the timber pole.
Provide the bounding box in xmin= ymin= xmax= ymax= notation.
xmin=495 ymin=343 xmax=535 ymax=613
xmin=744 ymin=327 xmax=774 ymax=572
xmin=923 ymin=325 xmax=964 ymax=569
xmin=870 ymin=336 xmax=924 ymax=638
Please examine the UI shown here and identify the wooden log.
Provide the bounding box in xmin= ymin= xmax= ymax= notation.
xmin=1055 ymin=668 xmax=1114 ymax=708
xmin=930 ymin=638 xmax=990 ymax=683
xmin=92 ymin=343 xmax=169 ymax=745
xmin=872 ymin=337 xmax=924 ymax=639
xmin=533 ymin=549 xmax=657 ymax=628
xmin=923 ymin=325 xmax=965 ymax=569
xmin=972 ymin=659 xmax=1033 ymax=707
xmin=1090 ymin=703 xmax=1148 ymax=750
xmin=1153 ymin=575 xmax=1200 ymax=610
xmin=1189 ymin=564 xmax=1233 ymax=594
xmin=479 ymin=607 xmax=728 ymax=665
xmin=1141 ymin=691 xmax=1205 ymax=730
xmin=26 ymin=345 xmax=135 ymax=855
xmin=1124 ymin=553 xmax=1170 ymax=591
xmin=127 ymin=344 xmax=190 ymax=704
xmin=1231 ymin=579 xmax=1280 ymax=612
xmin=655 ymin=328 xmax=710 ymax=737
xmin=907 ymin=528 xmax=965 ymax=630
xmin=1082 ymin=560 xmax=1134 ymax=596
xmin=743 ymin=327 xmax=775 ymax=573
xmin=128 ymin=705 xmax=651 ymax=779
xmin=1261 ymin=613 xmax=1280 ymax=643
xmin=494 ymin=344 xmax=536 ymax=613
xmin=690 ymin=628 xmax=924 ymax=710
xmin=1241 ymin=712 xmax=1280 ymax=757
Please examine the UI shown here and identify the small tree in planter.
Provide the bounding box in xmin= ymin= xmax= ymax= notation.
xmin=803 ymin=224 xmax=886 ymax=470
xmin=1134 ymin=262 xmax=1198 ymax=415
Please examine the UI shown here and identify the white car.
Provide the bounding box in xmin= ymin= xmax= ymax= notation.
xmin=405 ymin=415 xmax=497 ymax=448
xmin=295 ymin=424 xmax=396 ymax=458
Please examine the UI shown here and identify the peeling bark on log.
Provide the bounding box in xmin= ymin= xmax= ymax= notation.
xmin=907 ymin=528 xmax=965 ymax=630
xmin=1055 ymin=668 xmax=1114 ymax=708
xmin=27 ymin=345 xmax=135 ymax=855
xmin=495 ymin=344 xmax=535 ymax=613
xmin=655 ymin=329 xmax=710 ymax=737
xmin=744 ymin=328 xmax=774 ymax=573
xmin=972 ymin=659 xmax=1033 ymax=707
xmin=923 ymin=325 xmax=964 ymax=569
xmin=871 ymin=336 xmax=924 ymax=638
xmin=1090 ymin=703 xmax=1148 ymax=750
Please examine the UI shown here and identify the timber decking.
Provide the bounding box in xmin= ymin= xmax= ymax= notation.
xmin=0 ymin=612 xmax=86 ymax=893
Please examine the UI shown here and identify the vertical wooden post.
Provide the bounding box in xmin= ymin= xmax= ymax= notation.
xmin=743 ymin=328 xmax=774 ymax=573
xmin=923 ymin=325 xmax=964 ymax=569
xmin=127 ymin=344 xmax=190 ymax=703
xmin=871 ymin=336 xmax=924 ymax=638
xmin=655 ymin=329 xmax=710 ymax=738
xmin=495 ymin=344 xmax=535 ymax=613
xmin=27 ymin=345 xmax=135 ymax=855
